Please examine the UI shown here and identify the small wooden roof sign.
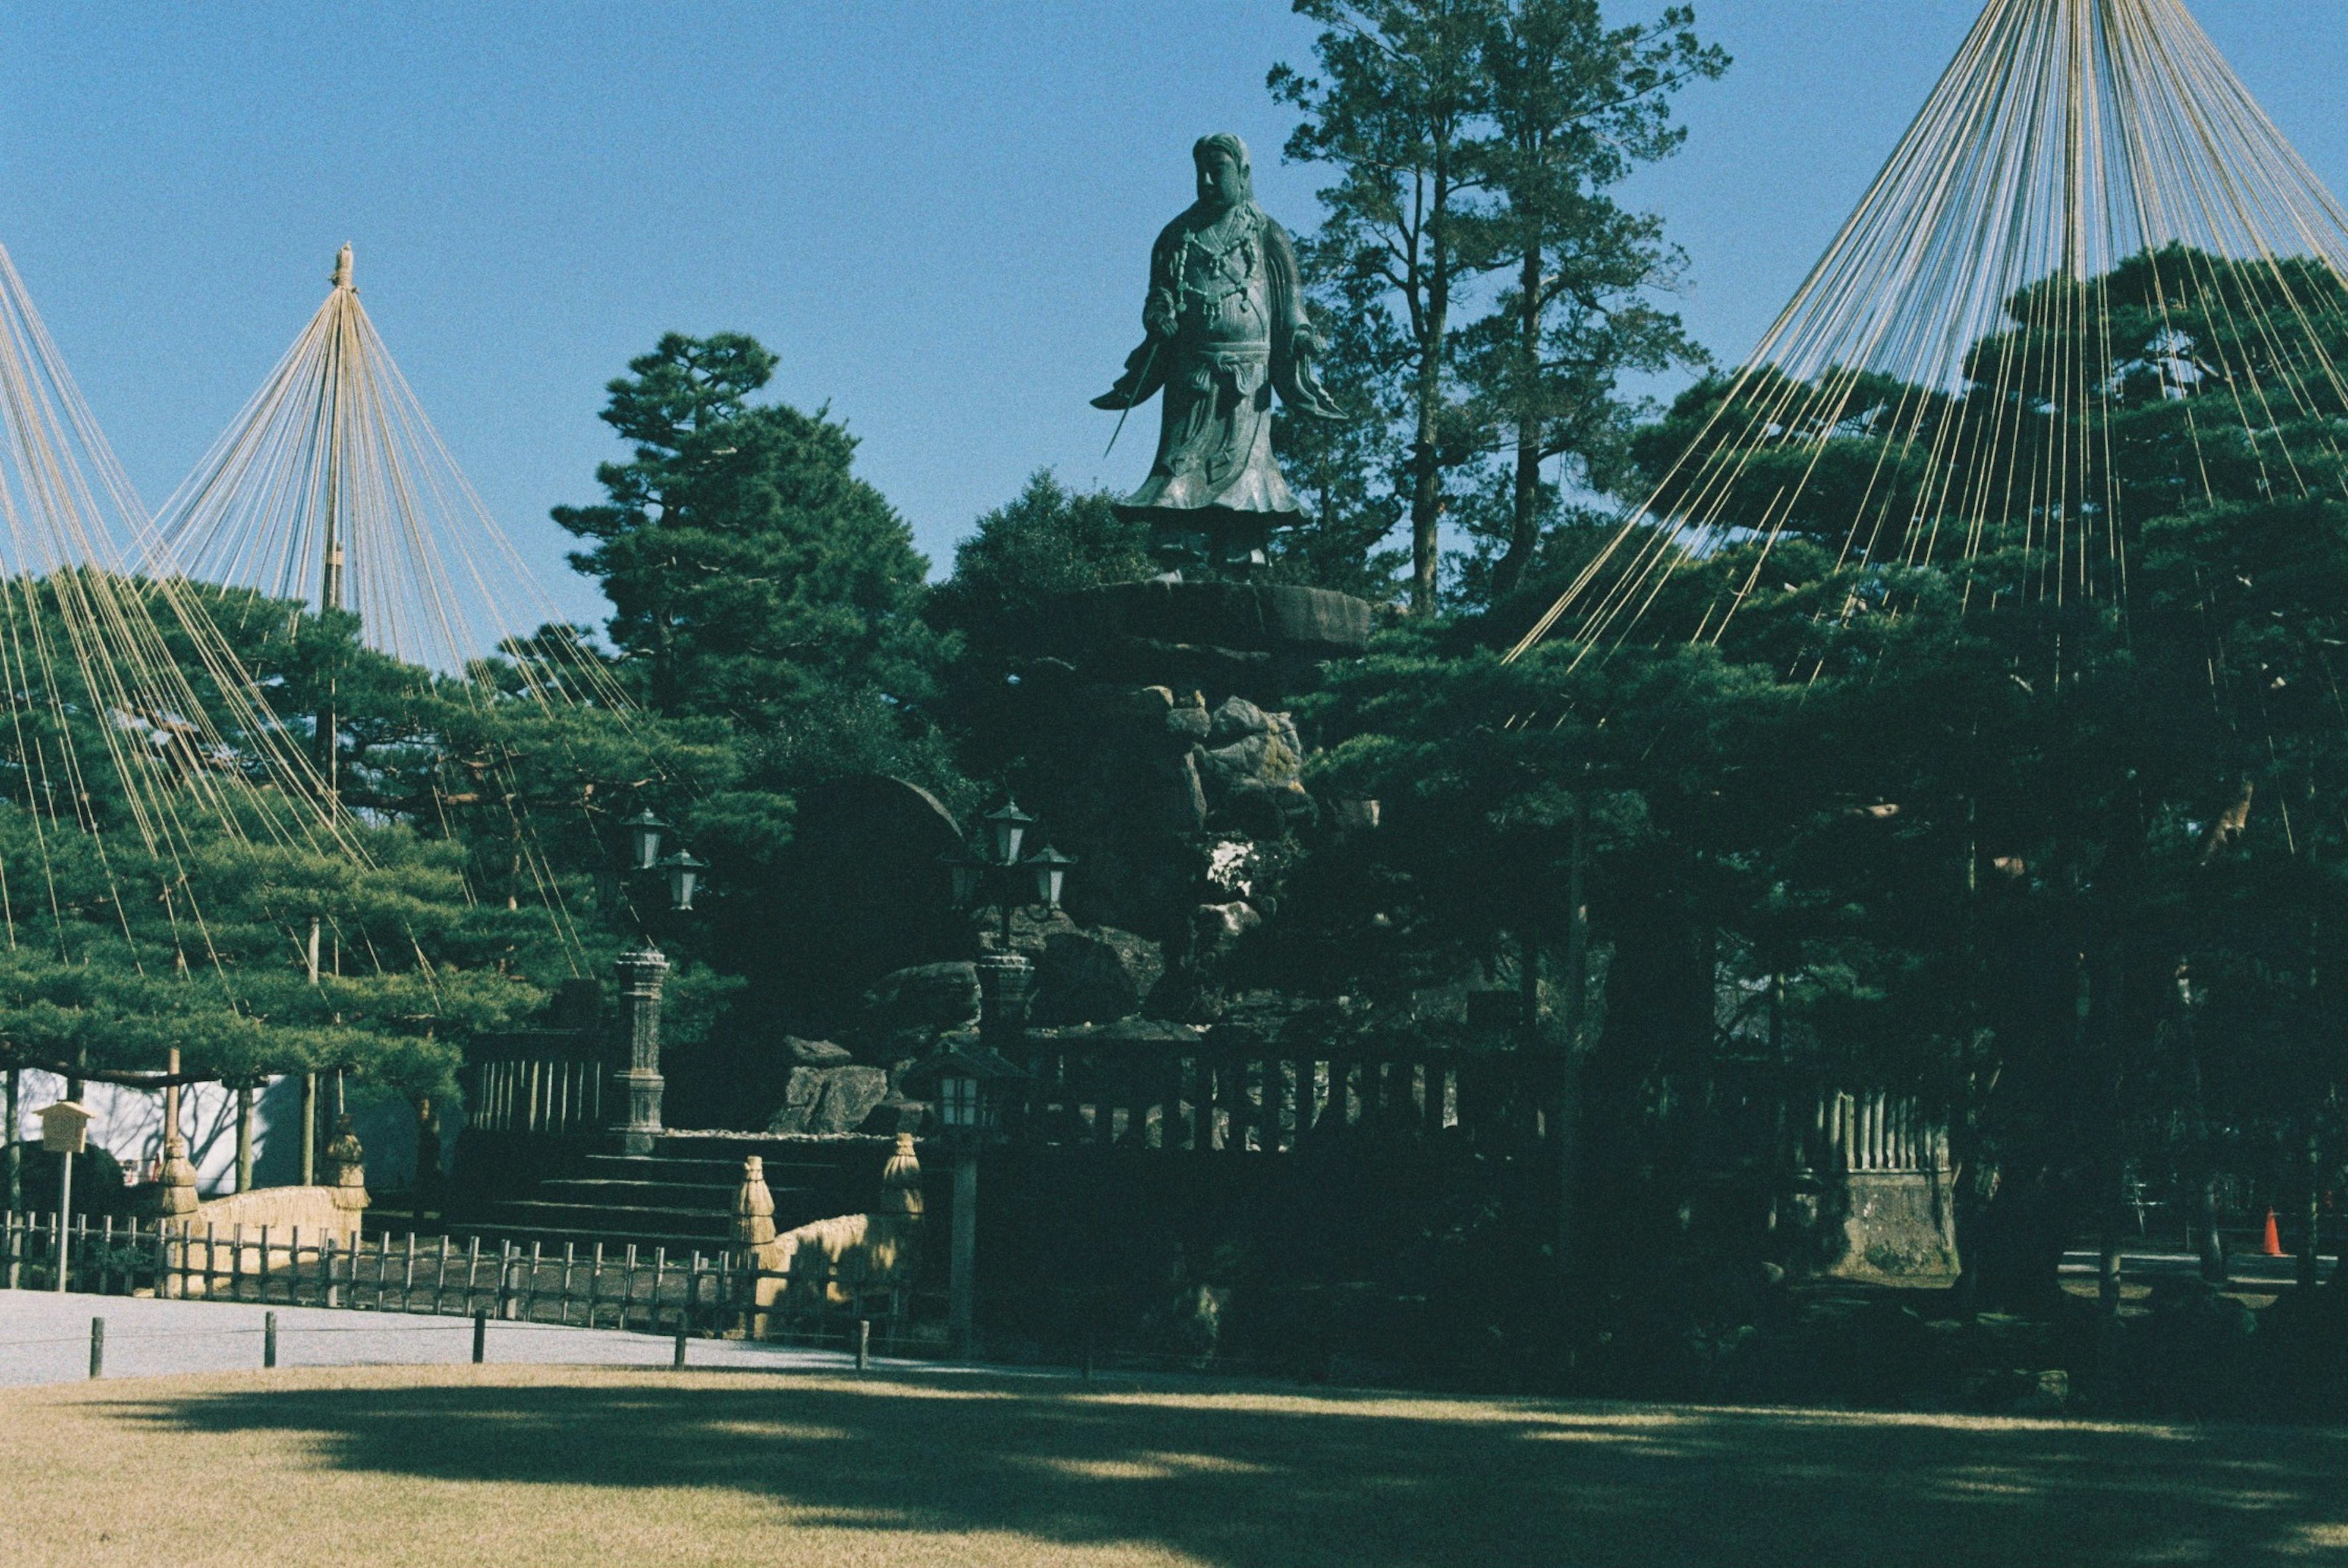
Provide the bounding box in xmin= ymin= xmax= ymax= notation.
xmin=39 ymin=1100 xmax=91 ymax=1155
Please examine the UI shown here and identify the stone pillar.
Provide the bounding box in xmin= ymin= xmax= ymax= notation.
xmin=611 ymin=944 xmax=670 ymax=1157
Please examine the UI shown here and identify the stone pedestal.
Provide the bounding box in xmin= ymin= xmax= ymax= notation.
xmin=1781 ymin=1089 xmax=1960 ymax=1280
xmin=1012 ymin=580 xmax=1376 ymax=942
xmin=1039 ymin=580 xmax=1372 ymax=704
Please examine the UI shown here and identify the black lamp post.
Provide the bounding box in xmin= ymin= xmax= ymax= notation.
xmin=942 ymin=797 xmax=1076 ymax=951
xmin=901 ymin=1040 xmax=1026 ymax=1358
xmin=607 ymin=808 xmax=711 ymax=1158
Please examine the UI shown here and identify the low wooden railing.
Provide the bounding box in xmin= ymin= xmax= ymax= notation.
xmin=0 ymin=1210 xmax=906 ymax=1345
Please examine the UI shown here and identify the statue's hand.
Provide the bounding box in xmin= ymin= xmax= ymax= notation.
xmin=1095 ymin=333 xmax=1165 ymax=411
xmin=1143 ymin=295 xmax=1178 ymax=342
xmin=1286 ymin=327 xmax=1347 ymax=422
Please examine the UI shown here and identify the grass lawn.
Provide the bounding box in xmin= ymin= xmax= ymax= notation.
xmin=0 ymin=1364 xmax=2339 ymax=1567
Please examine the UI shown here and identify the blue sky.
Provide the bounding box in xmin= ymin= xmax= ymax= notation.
xmin=1 ymin=1 xmax=2341 ymax=635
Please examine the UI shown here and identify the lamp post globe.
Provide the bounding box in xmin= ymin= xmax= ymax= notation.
xmin=624 ymin=808 xmax=670 ymax=872
xmin=1023 ymin=845 xmax=1076 ymax=910
xmin=658 ymin=849 xmax=707 ymax=912
xmin=983 ymin=800 xmax=1037 ymax=867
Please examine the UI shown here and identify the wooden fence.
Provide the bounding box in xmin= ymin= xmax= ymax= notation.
xmin=0 ymin=1210 xmax=907 ymax=1345
xmin=1019 ymin=1037 xmax=1555 ymax=1154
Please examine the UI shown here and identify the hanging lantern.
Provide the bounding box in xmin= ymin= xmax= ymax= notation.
xmin=1024 ymin=845 xmax=1076 ymax=909
xmin=624 ymin=808 xmax=670 ymax=871
xmin=659 ymin=849 xmax=707 ymax=911
xmin=983 ymin=800 xmax=1036 ymax=866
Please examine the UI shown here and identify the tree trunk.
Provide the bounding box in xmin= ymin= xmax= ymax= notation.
xmin=1409 ymin=163 xmax=1453 ymax=614
xmin=2302 ymin=1128 xmax=2323 ymax=1291
xmin=1493 ymin=243 xmax=1546 ymax=600
xmin=1557 ymin=791 xmax=1589 ymax=1273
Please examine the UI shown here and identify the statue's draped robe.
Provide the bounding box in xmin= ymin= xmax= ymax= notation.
xmin=1098 ymin=202 xmax=1335 ymax=560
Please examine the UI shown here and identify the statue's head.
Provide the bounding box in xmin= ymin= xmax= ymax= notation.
xmin=1192 ymin=133 xmax=1253 ymax=212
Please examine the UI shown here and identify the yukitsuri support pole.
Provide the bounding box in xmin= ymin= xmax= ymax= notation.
xmin=299 ymin=1073 xmax=318 ymax=1187
xmin=4 ymin=1067 xmax=19 ymax=1217
xmin=234 ymin=1081 xmax=256 ymax=1194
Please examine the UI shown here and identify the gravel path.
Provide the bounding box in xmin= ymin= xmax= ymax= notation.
xmin=0 ymin=1290 xmax=879 ymax=1386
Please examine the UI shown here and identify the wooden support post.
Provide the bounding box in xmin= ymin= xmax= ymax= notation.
xmin=3 ymin=1067 xmax=18 ymax=1217
xmin=87 ymin=1316 xmax=103 ymax=1379
xmin=299 ymin=1073 xmax=318 ymax=1187
xmin=235 ymin=1083 xmax=255 ymax=1194
xmin=2303 ymin=1129 xmax=2325 ymax=1292
xmin=471 ymin=1309 xmax=486 ymax=1364
xmin=950 ymin=1149 xmax=978 ymax=1359
xmin=264 ymin=1311 xmax=278 ymax=1369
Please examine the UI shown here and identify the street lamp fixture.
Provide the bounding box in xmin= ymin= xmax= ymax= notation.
xmin=943 ymin=799 xmax=1077 ymax=949
xmin=658 ymin=849 xmax=707 ymax=913
xmin=983 ymin=799 xmax=1037 ymax=866
xmin=624 ymin=808 xmax=671 ymax=871
xmin=1025 ymin=845 xmax=1075 ymax=910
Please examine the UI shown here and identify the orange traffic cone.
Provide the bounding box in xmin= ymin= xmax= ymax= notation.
xmin=2259 ymin=1207 xmax=2284 ymax=1257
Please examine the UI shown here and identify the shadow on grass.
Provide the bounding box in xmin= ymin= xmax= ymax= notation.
xmin=122 ymin=1371 xmax=2346 ymax=1567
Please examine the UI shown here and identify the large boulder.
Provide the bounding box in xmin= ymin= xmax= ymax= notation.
xmin=766 ymin=1065 xmax=891 ymax=1136
xmin=861 ymin=962 xmax=981 ymax=1037
xmin=782 ymin=1036 xmax=855 ymax=1066
xmin=1193 ymin=900 xmax=1263 ymax=965
xmin=1032 ymin=926 xmax=1166 ymax=1025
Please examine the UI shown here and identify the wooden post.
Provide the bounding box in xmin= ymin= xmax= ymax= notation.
xmin=299 ymin=1073 xmax=318 ymax=1187
xmin=234 ymin=1083 xmax=255 ymax=1194
xmin=3 ymin=1066 xmax=19 ymax=1216
xmin=2303 ymin=1129 xmax=2325 ymax=1292
xmin=87 ymin=1316 xmax=103 ymax=1379
xmin=415 ymin=1097 xmax=440 ymax=1219
xmin=54 ymin=1149 xmax=74 ymax=1293
xmin=950 ymin=1149 xmax=978 ymax=1359
xmin=264 ymin=1311 xmax=278 ymax=1369
xmin=471 ymin=1309 xmax=486 ymax=1365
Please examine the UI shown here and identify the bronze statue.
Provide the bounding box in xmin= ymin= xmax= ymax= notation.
xmin=1095 ymin=134 xmax=1343 ymax=578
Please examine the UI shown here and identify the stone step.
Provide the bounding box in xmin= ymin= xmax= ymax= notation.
xmin=484 ymin=1198 xmax=739 ymax=1228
